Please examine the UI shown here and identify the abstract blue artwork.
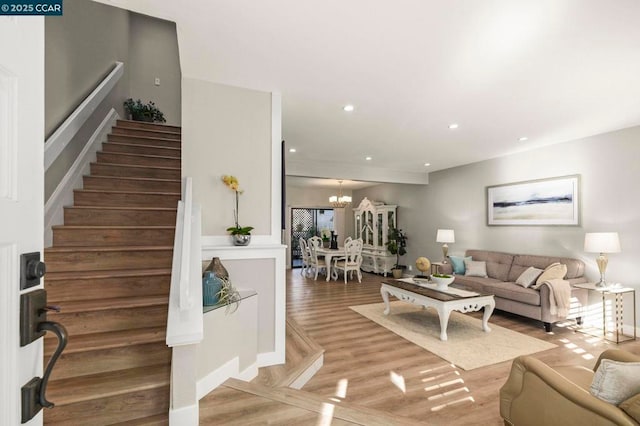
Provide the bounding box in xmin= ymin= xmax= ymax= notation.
xmin=487 ymin=175 xmax=579 ymax=225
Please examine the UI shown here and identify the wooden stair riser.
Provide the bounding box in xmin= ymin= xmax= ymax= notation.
xmin=48 ymin=305 xmax=168 ymax=335
xmin=108 ymin=133 xmax=181 ymax=148
xmin=45 ymin=248 xmax=173 ymax=272
xmin=45 ymin=342 xmax=170 ymax=381
xmin=116 ymin=119 xmax=181 ymax=133
xmin=64 ymin=207 xmax=177 ymax=226
xmin=52 ymin=227 xmax=176 ymax=247
xmin=83 ymin=175 xmax=181 ymax=193
xmin=97 ymin=152 xmax=180 ymax=168
xmin=74 ymin=190 xmax=180 ymax=208
xmin=102 ymin=142 xmax=181 ymax=158
xmin=43 ymin=385 xmax=170 ymax=425
xmin=90 ymin=163 xmax=180 ymax=180
xmin=46 ymin=274 xmax=170 ymax=302
xmin=112 ymin=126 xmax=181 ymax=141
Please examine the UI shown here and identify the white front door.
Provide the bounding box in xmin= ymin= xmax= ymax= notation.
xmin=0 ymin=17 xmax=45 ymax=426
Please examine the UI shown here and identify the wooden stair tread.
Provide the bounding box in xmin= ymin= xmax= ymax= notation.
xmin=74 ymin=189 xmax=180 ymax=196
xmin=220 ymin=379 xmax=420 ymax=426
xmin=84 ymin=175 xmax=181 ymax=184
xmin=46 ymin=245 xmax=173 ymax=253
xmin=45 ymin=326 xmax=166 ymax=356
xmin=116 ymin=119 xmax=181 ymax=133
xmin=53 ymin=295 xmax=168 ymax=313
xmin=96 ymin=151 xmax=181 ymax=161
xmin=65 ymin=205 xmax=176 ymax=211
xmin=44 ymin=268 xmax=172 ymax=282
xmin=91 ymin=162 xmax=180 ymax=172
xmin=113 ymin=413 xmax=168 ymax=425
xmin=48 ymin=365 xmax=170 ymax=406
xmin=106 ymin=141 xmax=181 ymax=152
xmin=52 ymin=225 xmax=175 ymax=230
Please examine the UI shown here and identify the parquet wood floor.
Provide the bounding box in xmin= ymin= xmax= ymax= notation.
xmin=287 ymin=269 xmax=640 ymax=425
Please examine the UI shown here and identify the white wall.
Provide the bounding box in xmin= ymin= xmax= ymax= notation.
xmin=182 ymin=79 xmax=272 ymax=237
xmin=355 ymin=125 xmax=640 ymax=327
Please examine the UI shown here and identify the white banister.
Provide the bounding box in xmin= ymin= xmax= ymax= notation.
xmin=44 ymin=61 xmax=124 ymax=170
xmin=167 ymin=176 xmax=203 ymax=347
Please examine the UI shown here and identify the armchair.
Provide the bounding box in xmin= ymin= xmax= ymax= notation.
xmin=500 ymin=349 xmax=640 ymax=426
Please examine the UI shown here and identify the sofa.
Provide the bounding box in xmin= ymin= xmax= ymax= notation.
xmin=500 ymin=349 xmax=640 ymax=425
xmin=438 ymin=249 xmax=588 ymax=332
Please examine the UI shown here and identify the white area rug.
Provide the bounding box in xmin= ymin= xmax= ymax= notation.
xmin=350 ymin=301 xmax=556 ymax=370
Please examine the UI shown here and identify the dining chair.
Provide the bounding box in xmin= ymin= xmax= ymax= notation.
xmin=307 ymin=236 xmax=326 ymax=280
xmin=332 ymin=238 xmax=363 ymax=283
xmin=344 ymin=236 xmax=353 ymax=246
xmin=298 ymin=237 xmax=312 ymax=277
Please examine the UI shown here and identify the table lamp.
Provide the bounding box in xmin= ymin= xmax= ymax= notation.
xmin=584 ymin=232 xmax=621 ymax=288
xmin=436 ymin=229 xmax=455 ymax=263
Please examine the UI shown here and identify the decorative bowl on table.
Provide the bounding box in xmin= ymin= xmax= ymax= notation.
xmin=431 ymin=274 xmax=454 ymax=290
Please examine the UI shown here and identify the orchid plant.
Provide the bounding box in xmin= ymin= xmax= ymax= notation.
xmin=222 ymin=175 xmax=254 ymax=235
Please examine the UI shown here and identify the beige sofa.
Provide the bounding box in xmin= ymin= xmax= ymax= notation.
xmin=500 ymin=349 xmax=640 ymax=425
xmin=439 ymin=249 xmax=588 ymax=332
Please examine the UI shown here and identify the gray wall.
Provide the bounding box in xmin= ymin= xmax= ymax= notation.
xmin=129 ymin=12 xmax=182 ymax=126
xmin=44 ymin=2 xmax=182 ymax=201
xmin=45 ymin=0 xmax=130 ymax=138
xmin=354 ymin=126 xmax=640 ymax=325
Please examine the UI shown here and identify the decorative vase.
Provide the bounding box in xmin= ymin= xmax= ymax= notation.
xmin=232 ymin=234 xmax=251 ymax=246
xmin=204 ymin=257 xmax=229 ymax=280
xmin=202 ymin=271 xmax=223 ymax=306
xmin=392 ymin=268 xmax=403 ymax=279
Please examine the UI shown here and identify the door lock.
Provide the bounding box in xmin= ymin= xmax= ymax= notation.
xmin=20 ymin=252 xmax=46 ymax=290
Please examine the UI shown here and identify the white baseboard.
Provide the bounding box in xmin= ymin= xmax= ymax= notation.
xmin=44 ymin=109 xmax=118 ymax=246
xmin=169 ymin=403 xmax=198 ymax=426
xmin=196 ymin=357 xmax=259 ymax=400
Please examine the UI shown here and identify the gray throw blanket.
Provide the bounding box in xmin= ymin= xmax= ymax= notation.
xmin=537 ymin=279 xmax=571 ymax=317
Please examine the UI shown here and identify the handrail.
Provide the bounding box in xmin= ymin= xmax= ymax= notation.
xmin=180 ymin=178 xmax=193 ymax=310
xmin=44 ymin=61 xmax=124 ymax=170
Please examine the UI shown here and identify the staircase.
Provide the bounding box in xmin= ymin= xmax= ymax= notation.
xmin=43 ymin=120 xmax=181 ymax=425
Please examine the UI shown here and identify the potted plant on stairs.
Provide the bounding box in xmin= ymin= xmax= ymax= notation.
xmin=386 ymin=227 xmax=407 ymax=279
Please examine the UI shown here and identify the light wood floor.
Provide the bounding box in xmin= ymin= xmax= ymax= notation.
xmin=286 ymin=269 xmax=640 ymax=425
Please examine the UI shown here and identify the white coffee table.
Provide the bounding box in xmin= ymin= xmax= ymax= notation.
xmin=381 ymin=278 xmax=495 ymax=341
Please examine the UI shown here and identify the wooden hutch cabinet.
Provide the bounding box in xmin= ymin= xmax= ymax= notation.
xmin=353 ymin=197 xmax=397 ymax=276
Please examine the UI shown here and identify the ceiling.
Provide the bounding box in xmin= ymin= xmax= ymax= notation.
xmin=100 ymin=0 xmax=640 ymax=183
xmin=287 ymin=177 xmax=378 ymax=190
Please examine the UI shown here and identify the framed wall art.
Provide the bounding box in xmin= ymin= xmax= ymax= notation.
xmin=487 ymin=175 xmax=580 ymax=226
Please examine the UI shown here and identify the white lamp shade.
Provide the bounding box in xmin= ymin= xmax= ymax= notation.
xmin=584 ymin=232 xmax=621 ymax=253
xmin=436 ymin=229 xmax=455 ymax=244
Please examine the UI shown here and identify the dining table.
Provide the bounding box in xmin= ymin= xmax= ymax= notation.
xmin=314 ymin=246 xmax=345 ymax=282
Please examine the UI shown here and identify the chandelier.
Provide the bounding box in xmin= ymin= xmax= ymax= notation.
xmin=329 ymin=180 xmax=352 ymax=208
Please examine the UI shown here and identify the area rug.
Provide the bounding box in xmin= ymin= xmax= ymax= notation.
xmin=350 ymin=301 xmax=556 ymax=370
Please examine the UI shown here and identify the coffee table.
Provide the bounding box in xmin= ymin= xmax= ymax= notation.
xmin=380 ymin=278 xmax=495 ymax=341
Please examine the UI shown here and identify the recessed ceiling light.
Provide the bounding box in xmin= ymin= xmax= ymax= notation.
xmin=424 ymin=163 xmax=431 ymax=167
xmin=365 ymin=156 xmax=372 ymax=161
xmin=343 ymin=104 xmax=355 ymax=112
xmin=448 ymin=123 xmax=459 ymax=129
xmin=519 ymin=137 xmax=528 ymax=142
xmin=289 ymin=148 xmax=296 ymax=153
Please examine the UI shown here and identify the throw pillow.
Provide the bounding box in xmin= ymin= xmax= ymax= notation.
xmin=449 ymin=256 xmax=472 ymax=275
xmin=590 ymin=359 xmax=640 ymax=405
xmin=515 ymin=266 xmax=544 ymax=288
xmin=464 ymin=260 xmax=488 ymax=278
xmin=535 ymin=263 xmax=567 ymax=286
xmin=620 ymin=394 xmax=640 ymax=423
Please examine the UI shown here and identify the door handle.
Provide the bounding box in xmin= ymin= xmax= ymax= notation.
xmin=20 ymin=289 xmax=68 ymax=423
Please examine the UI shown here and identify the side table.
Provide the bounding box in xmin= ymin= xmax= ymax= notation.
xmin=574 ymin=283 xmax=636 ymax=343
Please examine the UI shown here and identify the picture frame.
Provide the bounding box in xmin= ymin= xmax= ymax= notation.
xmin=487 ymin=175 xmax=580 ymax=226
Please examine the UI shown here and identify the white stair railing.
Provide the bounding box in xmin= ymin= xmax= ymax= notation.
xmin=166 ymin=177 xmax=203 ymax=424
